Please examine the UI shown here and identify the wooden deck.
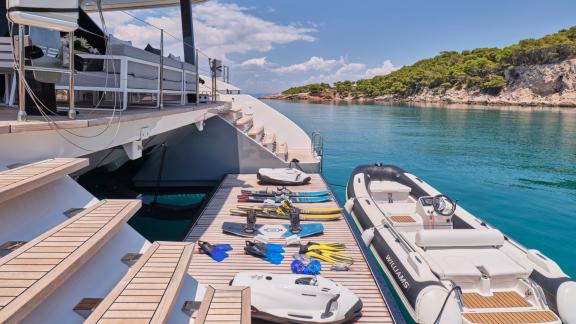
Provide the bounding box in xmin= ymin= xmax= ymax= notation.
xmin=195 ymin=286 xmax=251 ymax=324
xmin=463 ymin=310 xmax=559 ymax=323
xmin=85 ymin=241 xmax=194 ymax=324
xmin=0 ymin=102 xmax=229 ymax=134
xmin=0 ymin=158 xmax=89 ymax=204
xmin=185 ymin=174 xmax=394 ymax=323
xmin=462 ymin=291 xmax=531 ymax=309
xmin=0 ymin=199 xmax=141 ymax=324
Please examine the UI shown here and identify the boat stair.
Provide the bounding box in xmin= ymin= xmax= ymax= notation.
xmin=84 ymin=241 xmax=194 ymax=323
xmin=195 ymin=286 xmax=251 ymax=324
xmin=220 ymin=108 xmax=290 ymax=162
xmin=0 ymin=158 xmax=196 ymax=323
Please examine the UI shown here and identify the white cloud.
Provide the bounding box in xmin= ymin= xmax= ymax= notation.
xmin=92 ymin=1 xmax=316 ymax=64
xmin=274 ymin=56 xmax=343 ymax=73
xmin=365 ymin=60 xmax=399 ymax=77
xmin=239 ymin=57 xmax=269 ymax=68
xmin=194 ymin=1 xmax=315 ymax=61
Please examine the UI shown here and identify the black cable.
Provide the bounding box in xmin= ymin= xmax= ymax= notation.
xmin=434 ymin=286 xmax=462 ymax=324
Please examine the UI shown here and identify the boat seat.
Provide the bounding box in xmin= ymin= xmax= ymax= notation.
xmin=0 ymin=158 xmax=89 ymax=205
xmin=369 ymin=180 xmax=411 ymax=202
xmin=423 ymin=248 xmax=531 ymax=283
xmin=0 ymin=199 xmax=141 ymax=323
xmin=416 ymin=230 xmax=531 ymax=284
xmin=85 ymin=241 xmax=194 ymax=324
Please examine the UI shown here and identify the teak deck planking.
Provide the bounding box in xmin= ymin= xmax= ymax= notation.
xmin=185 ymin=174 xmax=393 ymax=323
xmin=462 ymin=291 xmax=532 ymax=309
xmin=195 ymin=286 xmax=251 ymax=324
xmin=85 ymin=241 xmax=194 ymax=324
xmin=0 ymin=158 xmax=89 ymax=204
xmin=0 ymin=199 xmax=141 ymax=324
xmin=463 ymin=310 xmax=559 ymax=324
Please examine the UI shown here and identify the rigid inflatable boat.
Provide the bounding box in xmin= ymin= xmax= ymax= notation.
xmin=346 ymin=164 xmax=575 ymax=324
xmin=230 ymin=272 xmax=362 ymax=323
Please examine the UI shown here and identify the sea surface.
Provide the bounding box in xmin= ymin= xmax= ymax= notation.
xmin=264 ymin=100 xmax=576 ymax=277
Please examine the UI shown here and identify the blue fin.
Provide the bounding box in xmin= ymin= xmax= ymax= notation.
xmin=214 ymin=244 xmax=233 ymax=252
xmin=265 ymin=244 xmax=285 ymax=253
xmin=264 ymin=252 xmax=285 ymax=265
xmin=209 ymin=249 xmax=229 ymax=262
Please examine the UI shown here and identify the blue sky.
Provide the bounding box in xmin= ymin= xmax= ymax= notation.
xmin=99 ymin=0 xmax=576 ymax=93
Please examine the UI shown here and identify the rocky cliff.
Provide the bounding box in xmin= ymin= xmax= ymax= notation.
xmin=263 ymin=59 xmax=576 ymax=107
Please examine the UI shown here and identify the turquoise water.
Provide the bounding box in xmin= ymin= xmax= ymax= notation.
xmin=264 ymin=100 xmax=576 ymax=277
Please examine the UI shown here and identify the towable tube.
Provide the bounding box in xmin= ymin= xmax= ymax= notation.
xmin=346 ymin=163 xmax=575 ymax=324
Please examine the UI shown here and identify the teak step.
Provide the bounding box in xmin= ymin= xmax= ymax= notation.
xmin=463 ymin=310 xmax=559 ymax=324
xmin=195 ymin=286 xmax=251 ymax=324
xmin=0 ymin=199 xmax=141 ymax=324
xmin=85 ymin=241 xmax=194 ymax=324
xmin=0 ymin=158 xmax=89 ymax=205
xmin=235 ymin=116 xmax=254 ymax=132
xmin=462 ymin=291 xmax=531 ymax=309
xmin=230 ymin=106 xmax=242 ymax=113
xmin=262 ymin=133 xmax=276 ymax=151
xmin=248 ymin=124 xmax=264 ymax=140
xmin=276 ymin=142 xmax=288 ymax=161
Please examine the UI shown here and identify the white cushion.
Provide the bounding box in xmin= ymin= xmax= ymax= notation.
xmin=369 ymin=180 xmax=411 ymax=193
xmin=415 ymin=229 xmax=504 ymax=249
xmin=425 ymin=248 xmax=531 ymax=280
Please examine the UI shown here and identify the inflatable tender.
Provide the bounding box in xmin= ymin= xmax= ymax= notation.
xmin=346 ymin=163 xmax=575 ymax=324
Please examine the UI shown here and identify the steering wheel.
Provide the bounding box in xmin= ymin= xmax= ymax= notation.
xmin=432 ymin=195 xmax=457 ymax=216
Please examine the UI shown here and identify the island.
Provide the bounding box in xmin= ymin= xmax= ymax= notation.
xmin=262 ymin=26 xmax=576 ymax=107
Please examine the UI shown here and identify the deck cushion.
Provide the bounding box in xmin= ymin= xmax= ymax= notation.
xmin=415 ymin=229 xmax=505 ymax=249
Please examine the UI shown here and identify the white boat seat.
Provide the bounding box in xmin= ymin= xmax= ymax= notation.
xmin=416 ymin=230 xmax=531 ymax=283
xmin=415 ymin=229 xmax=505 ymax=249
xmin=423 ymin=248 xmax=531 ymax=283
xmin=369 ymin=180 xmax=411 ymax=202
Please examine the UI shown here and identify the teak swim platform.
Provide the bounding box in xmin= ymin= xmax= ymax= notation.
xmin=185 ymin=173 xmax=403 ymax=323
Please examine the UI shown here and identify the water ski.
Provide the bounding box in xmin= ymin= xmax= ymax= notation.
xmin=240 ymin=188 xmax=332 ymax=197
xmin=222 ymin=222 xmax=324 ymax=238
xmin=238 ymin=195 xmax=333 ymax=203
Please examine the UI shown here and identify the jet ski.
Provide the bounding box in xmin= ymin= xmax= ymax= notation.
xmin=257 ymin=168 xmax=312 ymax=185
xmin=230 ymin=272 xmax=362 ymax=323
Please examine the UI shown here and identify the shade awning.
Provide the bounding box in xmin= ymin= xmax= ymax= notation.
xmin=82 ymin=0 xmax=209 ymax=12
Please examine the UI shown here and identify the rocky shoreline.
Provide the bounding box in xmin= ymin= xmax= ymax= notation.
xmin=262 ymin=59 xmax=576 ymax=107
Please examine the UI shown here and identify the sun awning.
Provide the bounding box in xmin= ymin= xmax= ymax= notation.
xmin=82 ymin=0 xmax=209 ymax=12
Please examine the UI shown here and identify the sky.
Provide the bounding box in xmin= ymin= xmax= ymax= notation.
xmin=94 ymin=0 xmax=576 ymax=94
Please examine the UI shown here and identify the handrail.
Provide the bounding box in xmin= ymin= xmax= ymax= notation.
xmin=311 ymin=131 xmax=324 ymax=172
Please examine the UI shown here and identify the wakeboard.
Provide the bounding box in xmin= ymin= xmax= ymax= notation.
xmin=240 ymin=189 xmax=332 ymax=197
xmin=229 ymin=209 xmax=342 ymax=221
xmin=222 ymin=222 xmax=324 ymax=238
xmin=237 ymin=195 xmax=333 ymax=203
xmin=236 ymin=204 xmax=343 ymax=215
